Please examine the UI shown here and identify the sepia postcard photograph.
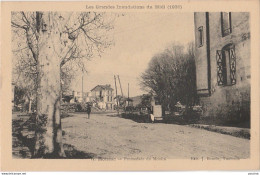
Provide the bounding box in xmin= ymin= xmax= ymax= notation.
xmin=1 ymin=0 xmax=260 ymax=171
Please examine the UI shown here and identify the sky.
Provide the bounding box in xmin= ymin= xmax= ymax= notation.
xmin=71 ymin=12 xmax=195 ymax=97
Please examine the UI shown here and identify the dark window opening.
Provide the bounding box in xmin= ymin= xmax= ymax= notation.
xmin=216 ymin=44 xmax=236 ymax=86
xmin=221 ymin=12 xmax=232 ymax=37
xmin=198 ymin=26 xmax=203 ymax=47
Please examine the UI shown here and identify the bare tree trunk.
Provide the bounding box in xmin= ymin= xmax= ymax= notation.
xmin=53 ymin=91 xmax=65 ymax=156
xmin=33 ymin=12 xmax=65 ymax=158
xmin=28 ymin=98 xmax=32 ymax=113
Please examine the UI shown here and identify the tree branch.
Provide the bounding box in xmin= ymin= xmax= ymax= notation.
xmin=25 ymin=30 xmax=38 ymax=63
xmin=11 ymin=21 xmax=27 ymax=30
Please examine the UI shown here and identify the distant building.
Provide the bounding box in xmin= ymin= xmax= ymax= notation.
xmin=72 ymin=91 xmax=84 ymax=103
xmin=194 ymin=12 xmax=250 ymax=119
xmin=90 ymin=84 xmax=115 ymax=110
xmin=130 ymin=95 xmax=142 ymax=107
xmin=63 ymin=91 xmax=91 ymax=103
xmin=83 ymin=92 xmax=92 ymax=102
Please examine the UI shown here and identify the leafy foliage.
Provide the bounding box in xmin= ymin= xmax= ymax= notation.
xmin=140 ymin=42 xmax=197 ymax=111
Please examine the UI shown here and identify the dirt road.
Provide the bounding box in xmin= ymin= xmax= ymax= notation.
xmin=62 ymin=113 xmax=250 ymax=159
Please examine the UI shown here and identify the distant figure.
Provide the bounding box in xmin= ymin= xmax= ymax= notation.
xmin=86 ymin=104 xmax=91 ymax=119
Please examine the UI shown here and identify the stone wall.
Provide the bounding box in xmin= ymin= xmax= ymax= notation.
xmin=194 ymin=12 xmax=250 ymax=121
xmin=194 ymin=13 xmax=209 ymax=95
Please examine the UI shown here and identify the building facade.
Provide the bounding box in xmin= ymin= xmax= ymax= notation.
xmin=194 ymin=12 xmax=250 ymax=119
xmin=63 ymin=91 xmax=92 ymax=103
xmin=91 ymin=84 xmax=115 ymax=110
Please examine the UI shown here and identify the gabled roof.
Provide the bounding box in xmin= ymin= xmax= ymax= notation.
xmin=131 ymin=95 xmax=142 ymax=101
xmin=91 ymin=85 xmax=114 ymax=92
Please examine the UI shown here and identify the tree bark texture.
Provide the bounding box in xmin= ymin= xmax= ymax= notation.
xmin=33 ymin=12 xmax=65 ymax=158
xmin=28 ymin=98 xmax=32 ymax=113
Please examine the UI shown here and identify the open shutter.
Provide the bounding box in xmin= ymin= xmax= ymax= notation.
xmin=229 ymin=45 xmax=236 ymax=85
xmin=216 ymin=50 xmax=224 ymax=86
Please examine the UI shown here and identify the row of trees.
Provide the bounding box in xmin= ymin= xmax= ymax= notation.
xmin=12 ymin=12 xmax=116 ymax=158
xmin=140 ymin=42 xmax=197 ymax=114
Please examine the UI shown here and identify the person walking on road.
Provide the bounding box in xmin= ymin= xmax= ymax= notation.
xmin=86 ymin=104 xmax=91 ymax=119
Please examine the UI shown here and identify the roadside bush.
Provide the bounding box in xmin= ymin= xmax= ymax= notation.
xmin=61 ymin=103 xmax=76 ymax=113
xmin=121 ymin=113 xmax=150 ymax=123
xmin=76 ymin=103 xmax=83 ymax=112
xmin=183 ymin=108 xmax=200 ymax=121
xmin=75 ymin=103 xmax=88 ymax=112
xmin=125 ymin=106 xmax=135 ymax=112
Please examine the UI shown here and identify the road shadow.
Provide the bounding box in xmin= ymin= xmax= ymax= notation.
xmin=164 ymin=116 xmax=250 ymax=129
xmin=63 ymin=144 xmax=96 ymax=159
xmin=106 ymin=113 xmax=151 ymax=123
xmin=106 ymin=112 xmax=202 ymax=125
xmin=12 ymin=114 xmax=97 ymax=159
xmin=106 ymin=112 xmax=250 ymax=129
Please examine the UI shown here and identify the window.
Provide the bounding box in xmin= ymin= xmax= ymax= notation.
xmin=198 ymin=26 xmax=203 ymax=47
xmin=221 ymin=12 xmax=232 ymax=37
xmin=216 ymin=44 xmax=236 ymax=86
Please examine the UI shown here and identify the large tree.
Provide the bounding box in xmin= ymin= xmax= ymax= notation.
xmin=11 ymin=12 xmax=115 ymax=158
xmin=140 ymin=42 xmax=197 ymax=113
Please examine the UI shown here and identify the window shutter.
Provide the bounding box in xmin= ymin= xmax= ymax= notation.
xmin=221 ymin=12 xmax=232 ymax=37
xmin=198 ymin=26 xmax=203 ymax=47
xmin=229 ymin=45 xmax=236 ymax=85
xmin=216 ymin=50 xmax=224 ymax=86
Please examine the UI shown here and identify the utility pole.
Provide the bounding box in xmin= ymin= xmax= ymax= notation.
xmin=117 ymin=75 xmax=125 ymax=110
xmin=82 ymin=68 xmax=84 ymax=103
xmin=128 ymin=83 xmax=129 ymax=107
xmin=117 ymin=75 xmax=124 ymax=97
xmin=114 ymin=75 xmax=119 ymax=115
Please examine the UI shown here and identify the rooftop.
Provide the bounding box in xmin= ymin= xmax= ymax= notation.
xmin=91 ymin=84 xmax=114 ymax=91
